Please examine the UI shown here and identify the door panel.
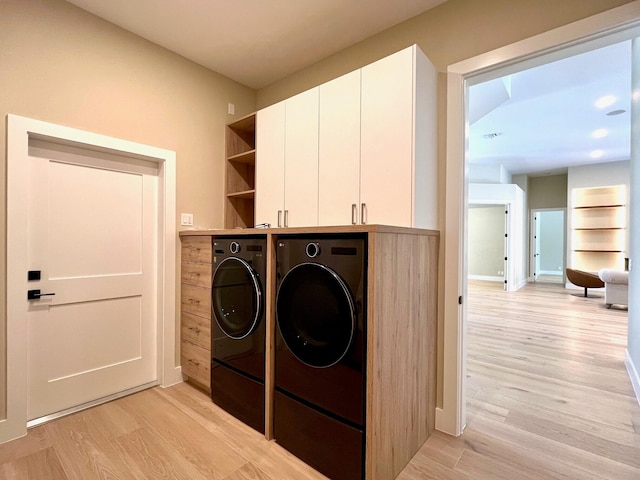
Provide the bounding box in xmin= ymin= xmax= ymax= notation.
xmin=318 ymin=70 xmax=361 ymax=226
xmin=285 ymin=88 xmax=319 ymax=227
xmin=256 ymin=102 xmax=286 ymax=227
xmin=27 ymin=150 xmax=158 ymax=421
xmin=360 ymin=47 xmax=414 ymax=226
xmin=48 ymin=161 xmax=143 ymax=277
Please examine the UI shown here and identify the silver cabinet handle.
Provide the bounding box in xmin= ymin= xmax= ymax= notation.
xmin=351 ymin=204 xmax=357 ymax=225
xmin=284 ymin=210 xmax=289 ymax=228
xmin=277 ymin=210 xmax=282 ymax=228
xmin=361 ymin=203 xmax=367 ymax=224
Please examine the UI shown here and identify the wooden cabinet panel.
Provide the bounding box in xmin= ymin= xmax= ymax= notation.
xmin=225 ymin=114 xmax=256 ymax=229
xmin=180 ymin=340 xmax=210 ymax=387
xmin=256 ymin=102 xmax=286 ymax=227
xmin=181 ymin=311 xmax=211 ymax=350
xmin=318 ymin=70 xmax=361 ymax=226
xmin=180 ymin=235 xmax=212 ymax=390
xmin=181 ymin=236 xmax=212 ymax=263
xmin=181 ymin=261 xmax=211 ymax=288
xmin=181 ymin=284 xmax=211 ymax=318
xmin=284 ymin=88 xmax=319 ymax=227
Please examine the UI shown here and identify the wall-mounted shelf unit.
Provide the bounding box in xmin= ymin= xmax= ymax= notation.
xmin=225 ymin=113 xmax=256 ymax=228
xmin=571 ymin=185 xmax=626 ymax=272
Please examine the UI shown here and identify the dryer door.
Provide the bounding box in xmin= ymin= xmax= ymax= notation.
xmin=212 ymin=257 xmax=262 ymax=339
xmin=276 ymin=263 xmax=355 ymax=368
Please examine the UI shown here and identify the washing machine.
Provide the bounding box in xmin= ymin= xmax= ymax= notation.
xmin=274 ymin=234 xmax=367 ymax=480
xmin=211 ymin=236 xmax=266 ymax=433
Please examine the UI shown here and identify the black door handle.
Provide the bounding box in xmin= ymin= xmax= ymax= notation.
xmin=28 ymin=289 xmax=56 ymax=300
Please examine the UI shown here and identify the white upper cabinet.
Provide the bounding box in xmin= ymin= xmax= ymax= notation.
xmin=256 ymin=88 xmax=319 ymax=228
xmin=361 ymin=47 xmax=415 ymax=227
xmin=256 ymin=102 xmax=285 ymax=227
xmin=256 ymin=44 xmax=437 ymax=229
xmin=284 ymin=88 xmax=319 ymax=227
xmin=360 ymin=45 xmax=436 ymax=228
xmin=318 ymin=70 xmax=362 ymax=226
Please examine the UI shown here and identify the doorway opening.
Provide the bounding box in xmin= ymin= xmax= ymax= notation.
xmin=531 ymin=209 xmax=566 ymax=284
xmin=440 ymin=4 xmax=640 ymax=437
xmin=461 ymin=34 xmax=634 ymax=435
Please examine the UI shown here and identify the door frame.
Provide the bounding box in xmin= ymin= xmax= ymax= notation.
xmin=2 ymin=114 xmax=181 ymax=443
xmin=440 ymin=2 xmax=640 ymax=436
xmin=530 ymin=208 xmax=567 ymax=283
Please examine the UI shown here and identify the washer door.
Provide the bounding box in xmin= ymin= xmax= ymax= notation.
xmin=212 ymin=257 xmax=262 ymax=339
xmin=276 ymin=263 xmax=356 ymax=368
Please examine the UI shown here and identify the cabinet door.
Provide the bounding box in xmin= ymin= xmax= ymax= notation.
xmin=284 ymin=88 xmax=319 ymax=227
xmin=318 ymin=70 xmax=361 ymax=226
xmin=360 ymin=46 xmax=414 ymax=227
xmin=256 ymin=102 xmax=286 ymax=227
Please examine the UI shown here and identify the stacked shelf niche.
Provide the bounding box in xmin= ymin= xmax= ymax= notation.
xmin=571 ymin=185 xmax=627 ymax=272
xmin=225 ymin=113 xmax=256 ymax=228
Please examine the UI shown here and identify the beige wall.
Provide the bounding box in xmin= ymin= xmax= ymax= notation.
xmin=0 ymin=0 xmax=633 ymax=426
xmin=0 ymin=0 xmax=256 ymax=418
xmin=530 ymin=174 xmax=569 ymax=210
xmin=468 ymin=206 xmax=505 ymax=278
xmin=255 ymin=0 xmax=633 ymax=410
xmin=256 ymin=0 xmax=633 ymax=107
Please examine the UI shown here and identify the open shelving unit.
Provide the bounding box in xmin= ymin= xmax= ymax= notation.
xmin=571 ymin=185 xmax=626 ymax=272
xmin=225 ymin=113 xmax=256 ymax=228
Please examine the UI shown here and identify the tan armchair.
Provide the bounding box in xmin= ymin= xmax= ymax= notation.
xmin=566 ymin=268 xmax=604 ymax=298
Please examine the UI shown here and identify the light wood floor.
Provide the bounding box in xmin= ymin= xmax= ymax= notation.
xmin=0 ymin=280 xmax=638 ymax=479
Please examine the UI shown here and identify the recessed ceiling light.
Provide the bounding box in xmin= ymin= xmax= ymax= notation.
xmin=590 ymin=149 xmax=604 ymax=159
xmin=595 ymin=95 xmax=616 ymax=109
xmin=591 ymin=128 xmax=609 ymax=139
xmin=606 ymin=109 xmax=626 ymax=116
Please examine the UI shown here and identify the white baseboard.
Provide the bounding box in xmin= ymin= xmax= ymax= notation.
xmin=625 ymin=350 xmax=640 ymax=407
xmin=161 ymin=366 xmax=184 ymax=388
xmin=468 ymin=275 xmax=503 ymax=282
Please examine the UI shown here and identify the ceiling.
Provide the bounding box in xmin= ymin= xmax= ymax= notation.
xmin=65 ymin=0 xmax=448 ymax=89
xmin=65 ymin=1 xmax=631 ymax=178
xmin=468 ymin=40 xmax=632 ymax=177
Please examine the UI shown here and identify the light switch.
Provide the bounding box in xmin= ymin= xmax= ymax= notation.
xmin=228 ymin=103 xmax=235 ymax=115
xmin=181 ymin=213 xmax=194 ymax=226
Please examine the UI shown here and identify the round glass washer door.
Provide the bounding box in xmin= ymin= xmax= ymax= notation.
xmin=276 ymin=263 xmax=356 ymax=368
xmin=212 ymin=257 xmax=262 ymax=339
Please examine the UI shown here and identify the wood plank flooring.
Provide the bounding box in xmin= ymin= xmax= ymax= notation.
xmin=404 ymin=280 xmax=639 ymax=480
xmin=0 ymin=280 xmax=638 ymax=479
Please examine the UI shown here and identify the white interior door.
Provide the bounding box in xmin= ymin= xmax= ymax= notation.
xmin=26 ymin=140 xmax=158 ymax=421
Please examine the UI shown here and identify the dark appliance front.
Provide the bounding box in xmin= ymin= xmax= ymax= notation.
xmin=274 ymin=235 xmax=366 ymax=480
xmin=211 ymin=236 xmax=266 ymax=433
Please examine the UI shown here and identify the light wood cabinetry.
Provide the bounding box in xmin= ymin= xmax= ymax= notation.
xmin=180 ymin=225 xmax=439 ymax=480
xmin=571 ymin=185 xmax=627 ymax=271
xmin=257 ymin=44 xmax=437 ymax=230
xmin=255 ymin=88 xmax=319 ymax=228
xmin=180 ymin=236 xmax=212 ymax=390
xmin=225 ymin=113 xmax=256 ymax=228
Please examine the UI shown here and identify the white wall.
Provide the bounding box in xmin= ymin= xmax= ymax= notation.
xmin=469 ymin=183 xmax=527 ymax=290
xmin=468 ymin=205 xmax=505 ymax=280
xmin=468 ymin=164 xmax=512 ymax=184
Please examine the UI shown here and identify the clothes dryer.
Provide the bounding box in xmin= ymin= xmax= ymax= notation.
xmin=274 ymin=234 xmax=366 ymax=480
xmin=210 ymin=236 xmax=266 ymax=433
